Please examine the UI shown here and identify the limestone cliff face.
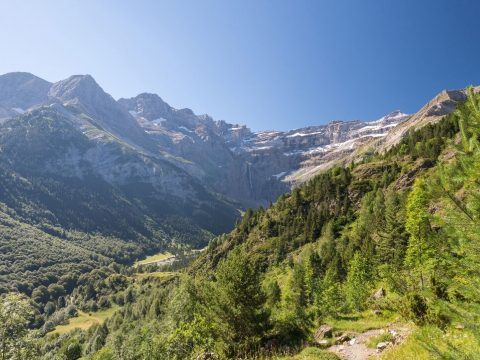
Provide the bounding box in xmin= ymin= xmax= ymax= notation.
xmin=118 ymin=87 xmax=469 ymax=206
xmin=218 ymin=111 xmax=409 ymax=187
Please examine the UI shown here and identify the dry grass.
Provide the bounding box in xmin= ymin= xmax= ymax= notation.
xmin=134 ymin=251 xmax=173 ymax=267
xmin=51 ymin=306 xmax=118 ymax=335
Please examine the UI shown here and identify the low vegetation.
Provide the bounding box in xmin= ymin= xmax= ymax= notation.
xmin=134 ymin=251 xmax=174 ymax=267
xmin=51 ymin=306 xmax=118 ymax=335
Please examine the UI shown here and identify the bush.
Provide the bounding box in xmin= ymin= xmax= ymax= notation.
xmin=397 ymin=294 xmax=428 ymax=324
xmin=98 ymin=296 xmax=111 ymax=309
xmin=66 ymin=305 xmax=78 ymax=317
xmin=62 ymin=340 xmax=82 ymax=360
xmin=92 ymin=348 xmax=115 ymax=360
xmin=42 ymin=320 xmax=55 ymax=333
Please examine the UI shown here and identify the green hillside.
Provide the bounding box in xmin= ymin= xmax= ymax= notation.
xmin=0 ymin=107 xmax=239 ymax=297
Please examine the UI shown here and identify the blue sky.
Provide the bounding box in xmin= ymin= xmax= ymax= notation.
xmin=0 ymin=0 xmax=479 ymax=131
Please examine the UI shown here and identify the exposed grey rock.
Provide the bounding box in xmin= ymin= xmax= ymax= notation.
xmin=0 ymin=72 xmax=51 ymax=120
xmin=377 ymin=341 xmax=390 ymax=350
xmin=48 ymin=75 xmax=151 ymax=148
xmin=0 ymin=75 xmax=241 ymax=238
xmin=121 ymin=91 xmax=410 ymax=206
xmin=316 ymin=339 xmax=330 ymax=348
xmin=336 ymin=333 xmax=351 ymax=344
xmin=314 ymin=324 xmax=333 ymax=341
xmin=373 ymin=287 xmax=386 ymax=299
xmin=389 ymin=330 xmax=398 ymax=337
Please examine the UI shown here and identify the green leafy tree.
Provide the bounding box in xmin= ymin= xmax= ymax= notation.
xmin=0 ymin=293 xmax=38 ymax=360
xmin=274 ymin=262 xmax=310 ymax=341
xmin=318 ymin=267 xmax=345 ymax=317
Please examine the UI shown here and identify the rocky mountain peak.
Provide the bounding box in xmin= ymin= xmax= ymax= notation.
xmin=48 ymin=74 xmax=110 ymax=105
xmin=0 ymin=72 xmax=51 ymax=110
xmin=119 ymin=93 xmax=213 ymax=132
xmin=378 ymin=110 xmax=409 ymax=122
xmin=48 ymin=74 xmax=150 ymax=148
xmin=118 ymin=93 xmax=172 ymax=121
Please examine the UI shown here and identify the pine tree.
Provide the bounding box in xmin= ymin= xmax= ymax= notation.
xmin=212 ymin=247 xmax=269 ymax=355
xmin=376 ymin=191 xmax=407 ymax=267
xmin=344 ymin=252 xmax=372 ymax=311
xmin=319 ymin=267 xmax=345 ymax=317
xmin=405 ymin=178 xmax=436 ymax=290
xmin=303 ymin=250 xmax=322 ymax=305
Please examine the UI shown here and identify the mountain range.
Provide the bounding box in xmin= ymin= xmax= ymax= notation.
xmin=0 ymin=72 xmax=469 ymax=211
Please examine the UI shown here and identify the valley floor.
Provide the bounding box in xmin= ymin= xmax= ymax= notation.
xmin=51 ymin=306 xmax=119 ymax=336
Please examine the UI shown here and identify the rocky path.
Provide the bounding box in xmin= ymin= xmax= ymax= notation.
xmin=327 ymin=325 xmax=410 ymax=360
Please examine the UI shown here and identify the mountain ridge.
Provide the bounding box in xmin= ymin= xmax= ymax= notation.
xmin=0 ymin=72 xmax=472 ymax=208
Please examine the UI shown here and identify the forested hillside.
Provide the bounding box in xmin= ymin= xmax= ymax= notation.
xmin=2 ymin=88 xmax=474 ymax=360
xmin=0 ymin=106 xmax=239 ymax=302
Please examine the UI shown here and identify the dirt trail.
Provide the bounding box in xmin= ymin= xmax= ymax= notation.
xmin=327 ymin=325 xmax=410 ymax=360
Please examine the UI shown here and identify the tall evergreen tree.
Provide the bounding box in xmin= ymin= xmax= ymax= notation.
xmin=212 ymin=247 xmax=269 ymax=355
xmin=376 ymin=191 xmax=408 ymax=267
xmin=405 ymin=178 xmax=435 ymax=290
xmin=344 ymin=252 xmax=372 ymax=311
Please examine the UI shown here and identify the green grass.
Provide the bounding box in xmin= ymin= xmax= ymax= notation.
xmin=287 ymin=347 xmax=341 ymax=360
xmin=134 ymin=271 xmax=176 ymax=280
xmin=134 ymin=251 xmax=173 ymax=267
xmin=51 ymin=306 xmax=118 ymax=335
xmin=366 ymin=332 xmax=395 ymax=348
xmin=381 ymin=326 xmax=479 ymax=360
xmin=326 ymin=310 xmax=398 ymax=333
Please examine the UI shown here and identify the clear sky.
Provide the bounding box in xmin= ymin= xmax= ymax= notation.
xmin=0 ymin=0 xmax=479 ymax=131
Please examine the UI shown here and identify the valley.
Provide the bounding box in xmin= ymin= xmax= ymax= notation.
xmin=0 ymin=72 xmax=479 ymax=360
xmin=2 ymin=2 xmax=480 ymax=359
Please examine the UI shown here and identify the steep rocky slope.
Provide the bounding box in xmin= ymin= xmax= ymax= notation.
xmin=222 ymin=110 xmax=409 ymax=186
xmin=120 ymin=89 xmax=470 ymax=201
xmin=0 ymin=72 xmax=244 ymax=291
xmin=374 ymin=89 xmax=468 ymax=152
xmin=0 ymin=72 xmax=51 ymax=120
